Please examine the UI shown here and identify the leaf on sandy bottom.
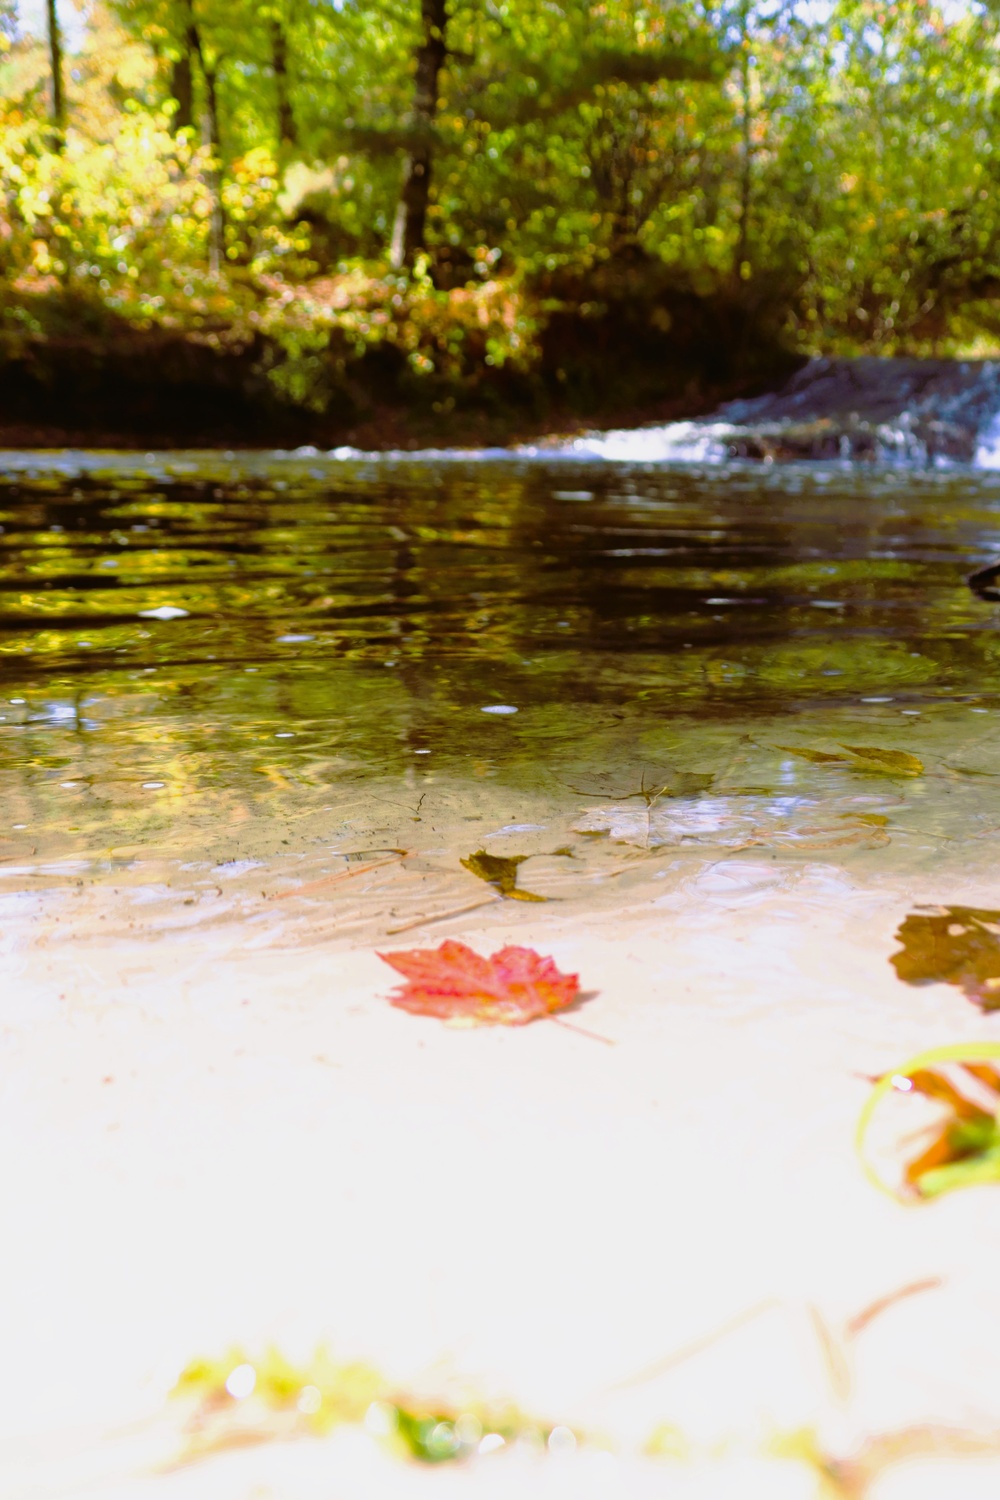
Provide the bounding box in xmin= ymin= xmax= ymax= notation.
xmin=460 ymin=849 xmax=547 ymax=901
xmin=890 ymin=906 xmax=1000 ymax=1010
xmin=175 ymin=1345 xmax=383 ymax=1452
xmin=378 ymin=939 xmax=581 ymax=1025
xmin=775 ymin=744 xmax=924 ymax=776
xmin=858 ymin=1046 xmax=1000 ymax=1200
xmin=572 ymin=794 xmax=892 ymax=851
xmin=173 ymin=1346 xmax=546 ymax=1463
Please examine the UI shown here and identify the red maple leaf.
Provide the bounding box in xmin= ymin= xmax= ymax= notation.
xmin=377 ymin=940 xmax=580 ymax=1026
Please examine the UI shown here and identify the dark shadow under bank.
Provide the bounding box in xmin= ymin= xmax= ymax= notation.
xmin=0 ymin=273 xmax=802 ymax=451
xmin=6 ymin=261 xmax=1000 ymax=454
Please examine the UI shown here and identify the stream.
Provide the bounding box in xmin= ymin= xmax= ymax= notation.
xmin=0 ymin=448 xmax=998 ymax=939
xmin=6 ymin=442 xmax=1000 ymax=1495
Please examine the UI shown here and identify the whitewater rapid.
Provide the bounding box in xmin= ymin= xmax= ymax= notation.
xmin=316 ymin=356 xmax=1000 ymax=467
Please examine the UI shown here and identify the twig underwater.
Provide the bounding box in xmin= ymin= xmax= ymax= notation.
xmin=603 ymin=1300 xmax=779 ymax=1392
xmin=271 ymin=852 xmax=407 ymax=900
xmin=385 ymin=894 xmax=502 ymax=935
xmin=549 ymin=1014 xmax=615 ymax=1044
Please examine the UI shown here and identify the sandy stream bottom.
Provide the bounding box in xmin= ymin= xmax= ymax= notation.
xmin=4 ymin=771 xmax=1000 ymax=1500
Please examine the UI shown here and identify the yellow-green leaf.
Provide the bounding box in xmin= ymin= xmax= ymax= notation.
xmin=774 ymin=745 xmax=850 ymax=764
xmin=856 ymin=1043 xmax=1000 ymax=1201
xmin=460 ymin=849 xmax=547 ymax=901
xmin=838 ymin=745 xmax=924 ymax=776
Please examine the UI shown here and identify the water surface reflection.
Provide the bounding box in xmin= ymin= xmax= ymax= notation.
xmin=0 ymin=453 xmax=998 ymax=918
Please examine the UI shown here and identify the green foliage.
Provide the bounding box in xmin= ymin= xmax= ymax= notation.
xmin=1 ymin=0 xmax=1000 ymax=399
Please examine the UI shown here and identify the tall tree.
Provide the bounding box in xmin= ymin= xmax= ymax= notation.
xmin=270 ymin=12 xmax=295 ymax=145
xmin=389 ymin=0 xmax=448 ymax=268
xmin=170 ymin=43 xmax=194 ymax=131
xmin=160 ymin=0 xmax=227 ymax=268
xmin=733 ymin=0 xmax=752 ymax=279
xmin=190 ymin=12 xmax=225 ymax=272
xmin=45 ymin=0 xmax=65 ymax=140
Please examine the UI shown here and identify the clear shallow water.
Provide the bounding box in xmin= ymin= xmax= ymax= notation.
xmin=8 ymin=452 xmax=1000 ymax=1500
xmin=1 ymin=450 xmax=1000 ymax=935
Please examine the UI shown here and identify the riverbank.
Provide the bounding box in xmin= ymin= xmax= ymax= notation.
xmin=8 ymin=341 xmax=1000 ymax=465
xmin=0 ymin=269 xmax=801 ymax=452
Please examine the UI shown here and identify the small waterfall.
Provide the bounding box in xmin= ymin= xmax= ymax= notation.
xmin=288 ymin=356 xmax=1000 ymax=466
xmin=533 ymin=356 xmax=1000 ymax=467
xmin=974 ymin=408 xmax=1000 ymax=469
xmin=522 ymin=420 xmax=732 ymax=463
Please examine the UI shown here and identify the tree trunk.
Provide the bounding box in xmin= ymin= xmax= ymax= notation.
xmin=734 ymin=8 xmax=753 ymax=281
xmin=270 ymin=17 xmax=296 ymax=145
xmin=201 ymin=60 xmax=225 ymax=274
xmin=389 ymin=0 xmax=448 ymax=269
xmin=45 ymin=0 xmax=65 ymax=143
xmin=170 ymin=47 xmax=194 ymax=133
xmin=187 ymin=13 xmax=225 ymax=275
xmin=201 ymin=50 xmax=221 ymax=155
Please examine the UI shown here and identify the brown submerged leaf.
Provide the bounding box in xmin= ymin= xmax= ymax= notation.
xmin=460 ymin=849 xmax=547 ymax=901
xmin=890 ymin=906 xmax=1000 ymax=1009
xmin=774 ymin=743 xmax=924 ymax=776
xmin=774 ymin=745 xmax=851 ymax=765
xmin=838 ymin=745 xmax=924 ymax=776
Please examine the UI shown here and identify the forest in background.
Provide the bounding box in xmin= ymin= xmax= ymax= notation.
xmin=0 ymin=0 xmax=999 ymax=444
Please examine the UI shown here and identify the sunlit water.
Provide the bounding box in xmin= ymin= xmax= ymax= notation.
xmin=2 ymin=449 xmax=1000 ymax=943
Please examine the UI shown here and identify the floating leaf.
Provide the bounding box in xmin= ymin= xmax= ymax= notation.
xmin=460 ymin=849 xmax=547 ymax=901
xmin=774 ymin=745 xmax=851 ymax=765
xmin=838 ymin=745 xmax=924 ymax=776
xmin=773 ymin=744 xmax=923 ymax=776
xmin=378 ymin=940 xmax=580 ymax=1025
xmin=857 ymin=1044 xmax=1000 ymax=1200
xmin=890 ymin=905 xmax=1000 ymax=1010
